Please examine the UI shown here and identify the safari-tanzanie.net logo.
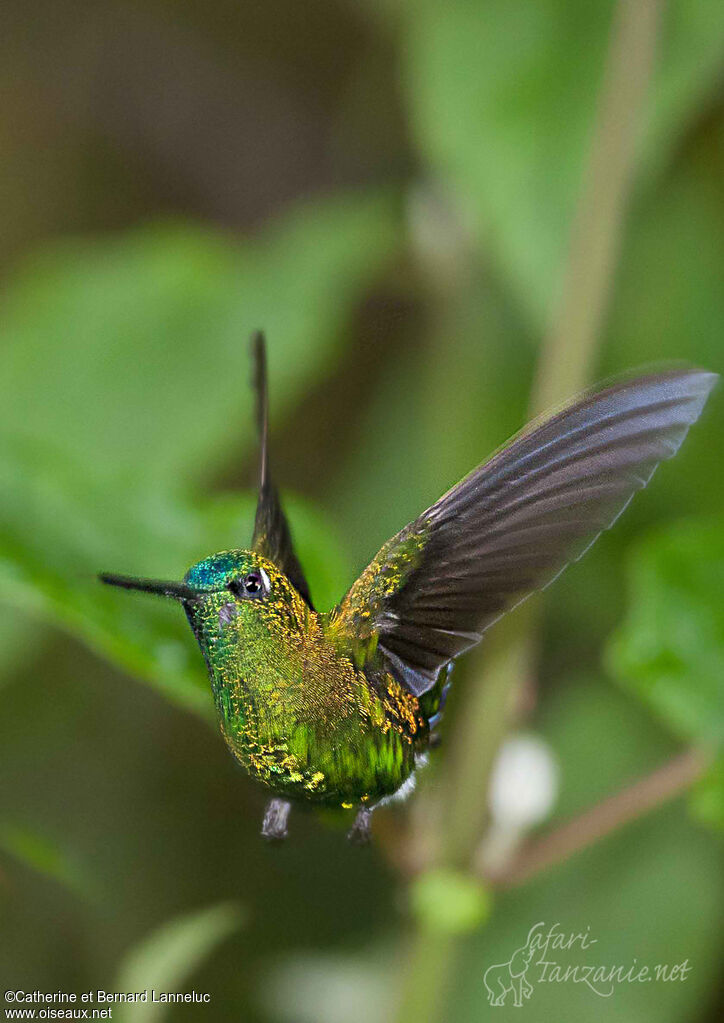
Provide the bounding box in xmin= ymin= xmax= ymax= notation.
xmin=483 ymin=922 xmax=691 ymax=1008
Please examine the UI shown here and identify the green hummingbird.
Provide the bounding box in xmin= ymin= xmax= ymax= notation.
xmin=100 ymin=335 xmax=716 ymax=843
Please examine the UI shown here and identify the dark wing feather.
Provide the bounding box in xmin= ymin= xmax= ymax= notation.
xmin=250 ymin=332 xmax=313 ymax=607
xmin=331 ymin=369 xmax=717 ymax=695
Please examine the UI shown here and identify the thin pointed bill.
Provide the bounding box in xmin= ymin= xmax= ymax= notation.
xmin=99 ymin=573 xmax=199 ymax=601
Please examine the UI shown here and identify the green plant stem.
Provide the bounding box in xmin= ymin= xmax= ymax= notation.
xmin=396 ymin=3 xmax=665 ymax=1021
xmin=438 ymin=616 xmax=536 ymax=870
xmin=396 ymin=927 xmax=458 ymax=1023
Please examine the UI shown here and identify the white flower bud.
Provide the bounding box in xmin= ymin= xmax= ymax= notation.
xmin=480 ymin=733 xmax=559 ymax=875
xmin=488 ymin=733 xmax=559 ymax=828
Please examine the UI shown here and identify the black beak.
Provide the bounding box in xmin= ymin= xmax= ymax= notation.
xmin=99 ymin=573 xmax=199 ymax=601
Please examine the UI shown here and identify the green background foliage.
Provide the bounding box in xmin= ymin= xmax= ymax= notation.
xmin=0 ymin=1 xmax=722 ymax=1020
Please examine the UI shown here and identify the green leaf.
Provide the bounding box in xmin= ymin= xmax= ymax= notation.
xmin=604 ymin=125 xmax=724 ymax=379
xmin=0 ymin=606 xmax=35 ymax=685
xmin=0 ymin=190 xmax=401 ymax=494
xmin=690 ymin=756 xmax=724 ymax=833
xmin=0 ymin=822 xmax=91 ymax=899
xmin=329 ymin=281 xmax=531 ymax=573
xmin=113 ymin=903 xmax=243 ymax=1023
xmin=0 ymin=440 xmax=351 ymax=718
xmin=605 ymin=517 xmax=724 ymax=748
xmin=0 ymin=189 xmax=385 ymax=706
xmin=606 ymin=517 xmax=724 ymax=833
xmin=402 ymin=0 xmax=724 ymax=326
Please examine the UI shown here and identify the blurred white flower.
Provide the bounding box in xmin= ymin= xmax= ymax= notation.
xmin=260 ymin=952 xmax=391 ymax=1023
xmin=481 ymin=733 xmax=559 ymax=874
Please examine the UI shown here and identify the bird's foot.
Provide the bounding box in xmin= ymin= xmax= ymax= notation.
xmin=347 ymin=806 xmax=373 ymax=846
xmin=261 ymin=797 xmax=291 ymax=842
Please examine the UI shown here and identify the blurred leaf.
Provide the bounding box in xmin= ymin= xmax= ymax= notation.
xmin=0 ymin=183 xmax=382 ymax=703
xmin=114 ymin=902 xmax=243 ymax=1023
xmin=606 ymin=517 xmax=724 ymax=748
xmin=409 ymin=869 xmax=491 ymax=935
xmin=0 ymin=439 xmax=351 ymax=718
xmin=329 ymin=278 xmax=531 ymax=574
xmin=402 ymin=0 xmax=724 ymax=326
xmin=690 ymin=756 xmax=724 ymax=833
xmin=0 ymin=190 xmax=401 ymax=494
xmin=606 ymin=515 xmax=724 ymax=834
xmin=0 ymin=822 xmax=90 ymax=899
xmin=0 ymin=606 xmax=35 ymax=685
xmin=603 ymin=121 xmax=724 ymax=411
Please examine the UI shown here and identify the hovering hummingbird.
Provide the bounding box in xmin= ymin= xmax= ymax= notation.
xmin=100 ymin=335 xmax=716 ymax=843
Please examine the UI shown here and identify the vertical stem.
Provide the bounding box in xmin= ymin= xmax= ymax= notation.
xmin=396 ymin=2 xmax=664 ymax=1021
xmin=396 ymin=928 xmax=458 ymax=1023
xmin=531 ymin=0 xmax=664 ymax=414
xmin=438 ymin=615 xmax=536 ymax=869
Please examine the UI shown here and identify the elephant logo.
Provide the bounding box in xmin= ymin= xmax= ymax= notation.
xmin=483 ymin=925 xmax=538 ymax=1007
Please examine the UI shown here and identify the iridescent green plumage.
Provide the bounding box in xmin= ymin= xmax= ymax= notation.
xmin=182 ymin=550 xmax=427 ymax=809
xmin=100 ymin=335 xmax=716 ymax=842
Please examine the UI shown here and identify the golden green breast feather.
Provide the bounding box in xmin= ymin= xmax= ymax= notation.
xmin=184 ymin=552 xmax=429 ymax=807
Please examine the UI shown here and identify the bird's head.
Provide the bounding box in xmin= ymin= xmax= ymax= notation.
xmin=101 ymin=549 xmax=310 ymax=666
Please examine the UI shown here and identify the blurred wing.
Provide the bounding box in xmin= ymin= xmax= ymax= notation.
xmin=250 ymin=332 xmax=313 ymax=607
xmin=330 ymin=369 xmax=717 ymax=695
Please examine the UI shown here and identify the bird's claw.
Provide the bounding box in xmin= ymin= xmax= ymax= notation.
xmin=347 ymin=806 xmax=373 ymax=845
xmin=261 ymin=797 xmax=291 ymax=841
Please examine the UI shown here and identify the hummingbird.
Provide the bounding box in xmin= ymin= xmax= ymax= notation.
xmin=100 ymin=335 xmax=716 ymax=843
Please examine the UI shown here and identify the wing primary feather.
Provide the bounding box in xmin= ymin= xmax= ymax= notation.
xmin=429 ymin=379 xmax=711 ymax=527
xmin=331 ymin=368 xmax=717 ymax=697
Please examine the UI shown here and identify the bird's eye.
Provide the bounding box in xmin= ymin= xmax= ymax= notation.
xmin=243 ymin=572 xmax=263 ymax=595
xmin=228 ymin=571 xmax=267 ymax=600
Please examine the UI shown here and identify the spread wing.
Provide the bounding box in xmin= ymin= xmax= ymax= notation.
xmin=250 ymin=331 xmax=313 ymax=607
xmin=329 ymin=369 xmax=717 ymax=696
